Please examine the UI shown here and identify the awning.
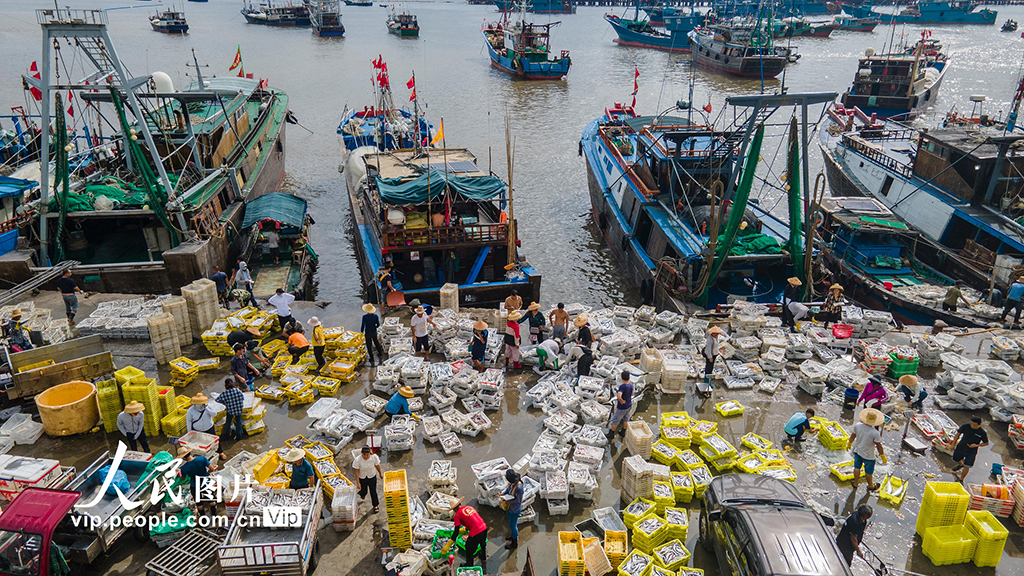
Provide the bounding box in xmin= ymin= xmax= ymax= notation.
xmin=0 ymin=176 xmax=36 ymax=200
xmin=242 ymin=192 xmax=308 ymax=229
xmin=376 ymin=169 xmax=506 ymax=205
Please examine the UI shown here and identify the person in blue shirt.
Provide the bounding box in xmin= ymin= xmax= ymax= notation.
xmin=607 ymin=370 xmax=634 ymax=438
xmin=501 ymin=469 xmax=524 ymax=550
xmin=211 ymin=267 xmax=229 ymax=308
xmin=361 ymin=303 xmax=384 ymax=366
xmin=1001 ymin=277 xmax=1024 ymax=327
xmin=385 ymin=386 xmax=415 ymax=417
xmin=284 ymin=449 xmax=315 ymax=489
xmin=178 ymin=447 xmax=217 ymax=516
xmin=471 ymin=321 xmax=488 ymax=372
xmin=784 ymin=408 xmax=815 ymax=442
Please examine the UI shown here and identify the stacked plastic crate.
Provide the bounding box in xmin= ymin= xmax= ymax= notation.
xmin=161 ymin=296 xmax=193 ymax=346
xmin=965 ymin=510 xmax=1009 ymax=567
xmin=169 ymin=357 xmax=199 ymax=387
xmin=146 ymin=312 xmax=180 ymax=364
xmin=331 ymin=485 xmax=358 ymax=532
xmin=625 ymin=420 xmax=653 ymax=459
xmin=96 ymin=378 xmax=122 ymax=433
xmin=557 ymin=531 xmax=585 ymax=576
xmin=384 ymin=469 xmax=412 ymax=549
xmin=122 ymin=374 xmax=161 ymax=436
xmin=181 ymin=279 xmax=220 ymax=340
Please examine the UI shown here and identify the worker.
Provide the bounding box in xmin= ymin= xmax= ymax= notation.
xmin=836 ymin=505 xmax=873 ymax=566
xmin=226 ymin=288 xmax=254 ymax=309
xmin=227 ymin=327 xmax=271 ymax=370
xmin=942 ymin=280 xmax=971 ymax=313
xmin=504 ymin=290 xmax=522 ymax=312
xmin=898 ymin=375 xmax=927 ymax=410
xmin=535 ymin=338 xmax=561 ymax=373
xmin=287 ymin=325 xmax=310 ymax=365
xmin=362 ymin=303 xmax=384 ymax=367
xmin=784 ymin=408 xmax=815 ymax=442
xmin=574 ymin=314 xmax=595 ymax=348
xmin=385 ymin=386 xmax=416 ymax=417
xmin=211 ymin=266 xmax=229 ymax=308
xmin=377 ymin=264 xmax=396 ymax=313
xmin=284 ymin=448 xmax=315 ymax=490
xmin=1001 ymin=276 xmax=1024 ymax=327
xmin=848 ymin=408 xmax=886 ymax=491
xmin=117 ymin=401 xmax=149 ymax=452
xmin=505 ymin=310 xmax=523 ymax=369
xmin=521 ymin=302 xmax=546 ymax=344
xmin=574 ymin=345 xmax=594 ymax=377
xmin=857 ymin=375 xmax=889 ymax=410
xmin=951 ymin=416 xmax=989 ymax=483
xmin=268 ymin=288 xmax=296 ymax=330
xmin=6 ymin=309 xmax=32 ymax=351
xmin=817 ymin=284 xmax=845 ymax=327
xmin=264 ymin=225 xmax=281 ymax=265
xmin=56 ymin=269 xmax=83 ymax=322
xmin=549 ymin=302 xmax=569 ymax=341
xmin=230 ymin=258 xmax=255 ymax=301
xmin=608 ymin=370 xmax=635 ymax=438
xmin=219 ymin=378 xmax=247 ymax=442
xmin=501 ymin=469 xmax=524 ymax=550
xmin=471 ymin=321 xmax=489 ymax=372
xmin=411 ymin=305 xmax=437 ymax=359
xmin=700 ymin=326 xmax=725 ymax=399
xmin=231 ymin=343 xmax=258 ymax=390
xmin=353 ymin=445 xmax=383 ymax=514
xmin=308 ymin=317 xmax=326 ymax=372
xmin=449 ymin=499 xmax=488 ymax=568
xmin=782 ymin=277 xmax=802 ymax=331
xmin=178 ymin=447 xmax=218 ymax=517
xmin=185 ymin=393 xmax=225 ymax=460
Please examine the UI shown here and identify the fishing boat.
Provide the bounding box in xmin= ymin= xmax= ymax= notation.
xmin=343 ymin=144 xmax=541 ymax=308
xmin=776 ymin=17 xmax=835 ymax=37
xmin=482 ymin=4 xmax=571 ymax=80
xmin=838 ymin=36 xmax=948 ymax=120
xmin=815 ymin=196 xmax=991 ymax=328
xmin=10 ymin=8 xmax=301 ymax=295
xmin=337 ymin=58 xmax=433 ymax=165
xmin=387 ymin=10 xmax=419 ymax=37
xmin=580 ymin=92 xmax=835 ymax=311
xmin=310 ymin=0 xmax=345 ymax=36
xmin=847 ymin=1 xmax=996 ymax=25
xmin=832 ymin=14 xmax=880 ymax=32
xmin=240 ymin=193 xmax=317 ymax=299
xmin=688 ymin=26 xmax=789 ymax=79
xmin=606 ymin=0 xmax=702 ymax=52
xmin=491 ymin=0 xmax=576 ymax=14
xmin=345 ymin=0 xmax=372 ymax=5
xmin=1003 ymin=19 xmax=1018 ymax=32
xmin=819 ymin=106 xmax=1024 ymax=305
xmin=150 ymin=7 xmax=189 ymax=34
xmin=645 ymin=4 xmax=676 ymax=27
xmin=241 ymin=2 xmax=311 ymax=26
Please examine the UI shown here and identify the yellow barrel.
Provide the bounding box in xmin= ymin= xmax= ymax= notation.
xmin=34 ymin=381 xmax=100 ymax=436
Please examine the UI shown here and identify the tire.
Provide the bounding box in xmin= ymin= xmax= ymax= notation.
xmin=133 ymin=523 xmax=150 ymax=543
xmin=698 ymin=509 xmax=713 ymax=552
xmin=306 ymin=538 xmax=321 ymax=575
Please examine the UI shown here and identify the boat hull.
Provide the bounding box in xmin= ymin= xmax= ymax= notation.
xmin=314 ymin=27 xmax=346 ymax=36
xmin=483 ymin=31 xmax=570 ymax=80
xmin=151 ymin=23 xmax=189 ymax=33
xmin=491 ymin=0 xmax=576 ymax=14
xmin=242 ymin=11 xmax=311 ymax=26
xmin=690 ymin=33 xmax=787 ymax=78
xmin=849 ymin=4 xmax=997 ymax=24
xmin=388 ymin=25 xmax=419 ymax=36
xmin=841 ymin=62 xmax=947 ymax=120
xmin=606 ymin=15 xmax=690 ymax=52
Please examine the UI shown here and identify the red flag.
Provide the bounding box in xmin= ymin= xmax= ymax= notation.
xmin=631 ymin=66 xmax=639 ymax=108
xmin=373 ymin=55 xmax=382 ymax=69
xmin=229 ymin=46 xmax=242 ymax=71
xmin=703 ymin=102 xmax=712 ymax=114
xmin=406 ymin=75 xmax=415 ymax=90
xmin=238 ymin=69 xmax=245 ymax=78
xmin=66 ymin=90 xmax=74 ymax=117
xmin=634 ymin=66 xmax=640 ymax=79
xmin=409 ymin=88 xmax=416 ymax=102
xmin=245 ymin=73 xmax=253 ymax=79
xmin=28 ymin=62 xmax=42 ymax=102
xmin=258 ymin=78 xmax=269 ymax=90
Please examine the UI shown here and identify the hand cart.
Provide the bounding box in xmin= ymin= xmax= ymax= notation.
xmin=145 ymin=528 xmax=222 ymax=576
xmin=860 ymin=544 xmax=929 ymax=576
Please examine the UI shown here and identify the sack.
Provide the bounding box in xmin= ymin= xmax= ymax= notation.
xmin=500 ymin=499 xmax=510 ymax=511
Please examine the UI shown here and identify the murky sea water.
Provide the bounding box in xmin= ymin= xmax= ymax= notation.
xmin=1 ymin=0 xmax=1022 ymax=312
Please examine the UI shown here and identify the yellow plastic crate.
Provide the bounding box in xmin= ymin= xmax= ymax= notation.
xmin=312 ymin=376 xmax=342 ymax=396
xmin=670 ymin=471 xmax=694 ymax=503
xmin=604 ymin=530 xmax=628 ymax=569
xmin=652 ymin=539 xmax=690 ymax=571
xmin=660 ymin=411 xmax=691 ymax=428
xmin=623 ymin=498 xmax=656 ymax=529
xmin=160 ymin=411 xmax=187 ymax=437
xmin=631 ymin=514 xmax=668 ymax=554
xmin=740 ymin=433 xmax=772 ymax=451
xmin=195 ymin=358 xmax=220 ymax=371
xmin=714 ymin=400 xmax=744 ymax=418
xmin=756 ymin=449 xmax=788 ymax=467
xmin=760 ymin=464 xmax=798 ymax=483
xmin=923 ymin=524 xmax=977 ymax=566
xmin=169 ymin=357 xmax=200 ymax=376
xmin=616 ymin=550 xmax=652 ymax=576
xmin=651 ymin=481 xmax=674 ymax=514
xmin=965 ymin=510 xmax=1008 ymax=567
xmin=688 ymin=421 xmax=717 ymax=445
xmin=261 ymin=339 xmax=288 ymax=357
xmin=660 ymin=426 xmax=691 ymax=450
xmin=677 ymin=569 xmax=704 ymax=576
xmin=290 ymin=388 xmax=315 ymax=406
xmin=558 ymin=531 xmax=585 ymax=576
xmin=735 ymin=452 xmax=767 ymax=475
xmin=818 ymin=421 xmax=850 ymax=450
xmin=917 ymin=482 xmax=970 ymax=536
xmin=384 ymin=469 xmax=408 ymax=494
xmin=830 ymin=460 xmax=856 ymax=482
xmin=114 ymin=366 xmax=146 ymax=386
xmin=254 ymin=385 xmax=286 ymax=402
xmin=252 ymin=452 xmax=282 ymax=484
xmin=707 ymin=454 xmax=735 ymax=473
xmin=651 ymin=440 xmax=679 ymax=466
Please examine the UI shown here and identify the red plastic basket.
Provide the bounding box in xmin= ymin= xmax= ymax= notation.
xmin=832 ymin=324 xmax=854 ymax=339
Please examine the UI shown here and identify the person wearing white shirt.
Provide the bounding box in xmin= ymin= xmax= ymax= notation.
xmin=265 ymin=229 xmax=281 ymax=264
xmin=268 ymin=288 xmax=296 ymax=329
xmin=117 ymin=402 xmax=149 ymax=452
xmin=353 ymin=446 xmax=384 ymax=513
xmin=409 ymin=306 xmax=437 ymax=359
xmin=185 ymin=393 xmax=225 ymax=460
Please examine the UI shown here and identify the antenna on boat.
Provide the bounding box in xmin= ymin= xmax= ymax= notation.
xmin=188 ymin=49 xmax=207 ymax=90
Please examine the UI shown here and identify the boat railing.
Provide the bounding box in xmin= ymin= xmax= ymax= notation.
xmin=842 ymin=134 xmax=914 ymax=179
xmin=599 ymin=129 xmax=658 ymax=198
xmin=37 ymin=8 xmax=107 ymax=25
xmin=382 ymin=222 xmax=508 ymax=249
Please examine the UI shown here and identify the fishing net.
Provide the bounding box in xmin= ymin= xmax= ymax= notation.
xmin=48 ymin=175 xmax=177 ymax=212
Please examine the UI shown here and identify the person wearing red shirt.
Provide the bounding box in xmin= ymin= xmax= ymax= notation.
xmin=449 ymin=499 xmax=487 ymax=568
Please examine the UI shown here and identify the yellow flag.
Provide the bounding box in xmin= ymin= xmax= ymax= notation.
xmin=429 ymin=118 xmax=444 ymax=146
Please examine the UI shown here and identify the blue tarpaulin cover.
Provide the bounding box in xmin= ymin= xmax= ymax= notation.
xmin=241 ymin=192 xmax=308 ymax=229
xmin=375 ymin=169 xmax=506 ymax=205
xmin=0 ymin=176 xmax=36 ymax=200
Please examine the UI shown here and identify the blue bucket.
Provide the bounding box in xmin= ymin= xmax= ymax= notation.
xmin=843 ymin=387 xmax=859 ymax=409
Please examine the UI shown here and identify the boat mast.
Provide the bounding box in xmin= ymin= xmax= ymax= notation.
xmin=411 ymin=70 xmax=421 ymax=152
xmin=505 ymin=112 xmax=517 ymax=269
xmin=907 ymin=32 xmax=924 ymax=99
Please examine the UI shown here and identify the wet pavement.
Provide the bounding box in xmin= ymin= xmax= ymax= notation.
xmin=8 ymin=291 xmax=1024 ymax=575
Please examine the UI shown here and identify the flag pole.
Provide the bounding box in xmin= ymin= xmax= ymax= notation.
xmin=412 ymin=70 xmax=421 ymax=153
xmin=441 ymin=117 xmax=450 ymax=225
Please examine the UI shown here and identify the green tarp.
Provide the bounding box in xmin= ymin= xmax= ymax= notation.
xmin=730 ymin=233 xmax=782 ymax=256
xmin=242 ymin=192 xmax=308 ymax=229
xmin=375 ymin=169 xmax=506 ymax=205
xmin=860 ymin=216 xmax=908 ymax=230
xmin=46 ymin=176 xmax=177 ymax=212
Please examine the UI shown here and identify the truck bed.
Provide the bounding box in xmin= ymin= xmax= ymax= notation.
xmin=70 ymin=457 xmax=154 ymax=522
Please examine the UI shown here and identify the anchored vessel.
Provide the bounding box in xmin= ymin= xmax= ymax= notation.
xmin=839 ymin=36 xmax=948 ymax=120
xmin=9 ymin=9 xmax=309 ymax=296
xmin=606 ymin=0 xmax=701 ymax=52
xmin=491 ymin=0 xmax=576 ymax=14
xmin=832 ymin=14 xmax=880 ymax=32
xmin=483 ymin=4 xmax=571 ymax=80
xmin=688 ymin=26 xmax=789 ymax=78
xmin=310 ymin=0 xmax=345 ymax=36
xmin=241 ymin=2 xmax=312 ymax=26
xmin=150 ymin=7 xmax=189 ymax=34
xmin=848 ymin=1 xmax=996 ymax=25
xmin=387 ymin=11 xmax=420 ymax=37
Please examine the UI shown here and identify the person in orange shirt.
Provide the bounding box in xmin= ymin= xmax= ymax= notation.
xmin=449 ymin=498 xmax=488 ymax=568
xmin=287 ymin=326 xmax=310 ymax=365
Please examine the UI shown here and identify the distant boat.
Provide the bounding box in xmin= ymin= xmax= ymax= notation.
xmin=848 ymin=1 xmax=996 ymax=25
xmin=310 ymin=0 xmax=345 ymax=36
xmin=482 ymin=20 xmax=571 ymax=80
xmin=150 ymin=7 xmax=189 ymax=33
xmin=387 ymin=11 xmax=419 ymax=37
xmin=241 ymin=2 xmax=311 ymax=26
xmin=776 ymin=17 xmax=834 ymax=38
xmin=1003 ymin=19 xmax=1018 ymax=32
xmin=344 ymin=0 xmax=372 ymax=5
xmin=832 ymin=14 xmax=880 ymax=33
xmin=606 ymin=0 xmax=701 ymax=52
xmin=839 ymin=36 xmax=949 ymax=120
xmin=187 ymin=0 xmax=208 ymax=3
xmin=491 ymin=0 xmax=576 ymax=15
xmin=689 ymin=27 xmax=789 ymax=78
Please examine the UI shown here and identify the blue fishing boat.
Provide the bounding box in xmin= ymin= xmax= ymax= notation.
xmin=581 ymin=92 xmax=834 ymax=311
xmin=847 ymin=1 xmax=996 ymax=25
xmin=482 ymin=11 xmax=571 ymax=80
xmin=241 ymin=2 xmax=311 ymax=26
xmin=310 ymin=0 xmax=345 ymax=36
xmin=644 ymin=4 xmax=676 ymax=26
xmin=491 ymin=0 xmax=576 ymax=14
xmin=839 ymin=36 xmax=948 ymax=119
xmin=606 ymin=0 xmax=702 ymax=52
xmin=344 ymin=0 xmax=372 ymax=5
